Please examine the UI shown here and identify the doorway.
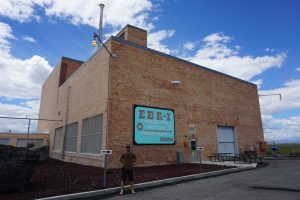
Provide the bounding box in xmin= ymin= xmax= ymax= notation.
xmin=190 ymin=139 xmax=198 ymax=162
xmin=216 ymin=126 xmax=237 ymax=155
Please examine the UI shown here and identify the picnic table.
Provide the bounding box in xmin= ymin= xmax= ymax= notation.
xmin=208 ymin=153 xmax=233 ymax=162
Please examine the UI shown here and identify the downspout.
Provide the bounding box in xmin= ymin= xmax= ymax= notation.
xmin=105 ymin=47 xmax=112 ymax=167
xmin=61 ymin=85 xmax=71 ymax=159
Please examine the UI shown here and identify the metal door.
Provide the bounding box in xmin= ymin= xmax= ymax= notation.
xmin=217 ymin=126 xmax=237 ymax=155
xmin=190 ymin=139 xmax=198 ymax=162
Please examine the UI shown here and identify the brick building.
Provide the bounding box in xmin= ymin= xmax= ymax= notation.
xmin=38 ymin=24 xmax=264 ymax=168
xmin=0 ymin=132 xmax=49 ymax=147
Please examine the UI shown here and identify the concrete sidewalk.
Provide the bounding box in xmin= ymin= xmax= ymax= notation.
xmin=37 ymin=164 xmax=255 ymax=200
xmin=201 ymin=160 xmax=257 ymax=168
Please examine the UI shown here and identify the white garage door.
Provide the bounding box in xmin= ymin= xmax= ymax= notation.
xmin=217 ymin=126 xmax=237 ymax=155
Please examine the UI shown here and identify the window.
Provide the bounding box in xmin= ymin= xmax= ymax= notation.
xmin=81 ymin=114 xmax=103 ymax=154
xmin=16 ymin=139 xmax=43 ymax=148
xmin=64 ymin=122 xmax=78 ymax=152
xmin=54 ymin=127 xmax=63 ymax=152
xmin=0 ymin=138 xmax=9 ymax=145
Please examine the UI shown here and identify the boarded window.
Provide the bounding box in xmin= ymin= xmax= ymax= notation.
xmin=0 ymin=138 xmax=9 ymax=145
xmin=54 ymin=127 xmax=63 ymax=151
xmin=64 ymin=122 xmax=78 ymax=152
xmin=81 ymin=114 xmax=103 ymax=154
xmin=16 ymin=139 xmax=43 ymax=148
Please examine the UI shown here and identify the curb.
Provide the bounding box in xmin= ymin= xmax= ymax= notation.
xmin=37 ymin=166 xmax=254 ymax=200
xmin=263 ymin=156 xmax=300 ymax=160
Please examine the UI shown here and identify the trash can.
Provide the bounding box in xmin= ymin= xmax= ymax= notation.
xmin=176 ymin=150 xmax=184 ymax=164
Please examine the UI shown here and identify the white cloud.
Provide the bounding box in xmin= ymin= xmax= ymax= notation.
xmin=186 ymin=32 xmax=286 ymax=81
xmin=183 ymin=41 xmax=196 ymax=51
xmin=0 ymin=22 xmax=52 ymax=132
xmin=46 ymin=0 xmax=154 ymax=30
xmin=251 ymin=79 xmax=263 ymax=89
xmin=265 ymin=48 xmax=275 ymax=52
xmin=0 ymin=0 xmax=154 ymax=30
xmin=259 ymin=79 xmax=300 ymax=115
xmin=104 ymin=30 xmax=120 ymax=40
xmin=0 ymin=100 xmax=40 ymax=133
xmin=262 ymin=114 xmax=300 ymax=142
xmin=22 ymin=35 xmax=36 ymax=43
xmin=0 ymin=1 xmax=176 ymax=61
xmin=296 ymin=67 xmax=300 ymax=72
xmin=203 ymin=32 xmax=231 ymax=45
xmin=0 ymin=22 xmax=16 ymax=57
xmin=0 ymin=22 xmax=52 ymax=99
xmin=0 ymin=0 xmax=54 ymax=23
xmin=259 ymin=79 xmax=300 ymax=142
xmin=148 ymin=29 xmax=175 ymax=54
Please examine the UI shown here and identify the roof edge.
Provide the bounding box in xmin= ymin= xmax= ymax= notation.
xmin=111 ymin=36 xmax=256 ymax=87
xmin=61 ymin=56 xmax=84 ymax=63
xmin=58 ymin=37 xmax=113 ymax=88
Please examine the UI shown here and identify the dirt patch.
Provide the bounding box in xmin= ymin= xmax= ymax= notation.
xmin=1 ymin=159 xmax=233 ymax=200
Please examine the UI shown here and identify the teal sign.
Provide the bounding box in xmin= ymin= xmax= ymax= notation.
xmin=134 ymin=105 xmax=175 ymax=145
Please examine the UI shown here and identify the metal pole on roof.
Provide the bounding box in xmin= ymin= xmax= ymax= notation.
xmin=98 ymin=3 xmax=105 ymax=48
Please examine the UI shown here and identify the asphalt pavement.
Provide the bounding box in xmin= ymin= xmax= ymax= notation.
xmin=92 ymin=158 xmax=300 ymax=200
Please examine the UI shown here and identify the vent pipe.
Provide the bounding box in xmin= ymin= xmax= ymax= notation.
xmin=98 ymin=3 xmax=105 ymax=47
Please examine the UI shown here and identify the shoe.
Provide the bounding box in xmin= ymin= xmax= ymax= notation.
xmin=131 ymin=190 xmax=136 ymax=194
xmin=119 ymin=191 xmax=123 ymax=195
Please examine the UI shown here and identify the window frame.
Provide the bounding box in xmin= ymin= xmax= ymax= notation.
xmin=80 ymin=114 xmax=103 ymax=154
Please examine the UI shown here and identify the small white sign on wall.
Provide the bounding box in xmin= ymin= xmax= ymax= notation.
xmin=197 ymin=147 xmax=204 ymax=151
xmin=101 ymin=150 xmax=112 ymax=155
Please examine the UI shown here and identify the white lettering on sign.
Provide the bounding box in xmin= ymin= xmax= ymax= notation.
xmin=197 ymin=147 xmax=204 ymax=151
xmin=101 ymin=150 xmax=112 ymax=155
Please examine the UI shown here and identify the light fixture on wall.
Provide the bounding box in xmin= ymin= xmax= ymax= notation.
xmin=92 ymin=32 xmax=117 ymax=57
xmin=171 ymin=80 xmax=181 ymax=86
xmin=91 ymin=4 xmax=117 ymax=58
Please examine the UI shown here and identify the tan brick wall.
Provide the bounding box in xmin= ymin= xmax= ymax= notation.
xmin=117 ymin=25 xmax=147 ymax=47
xmin=59 ymin=58 xmax=83 ymax=86
xmin=38 ymin=46 xmax=111 ymax=167
xmin=38 ymin=57 xmax=83 ymax=134
xmin=38 ymin=26 xmax=264 ymax=168
xmin=38 ymin=60 xmax=62 ymax=133
xmin=106 ymin=39 xmax=264 ymax=168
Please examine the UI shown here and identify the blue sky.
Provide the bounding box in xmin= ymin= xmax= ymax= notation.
xmin=0 ymin=0 xmax=299 ymax=143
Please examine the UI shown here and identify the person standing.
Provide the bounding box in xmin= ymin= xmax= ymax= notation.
xmin=119 ymin=144 xmax=136 ymax=195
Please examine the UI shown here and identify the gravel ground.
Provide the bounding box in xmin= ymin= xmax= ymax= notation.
xmin=0 ymin=159 xmax=233 ymax=200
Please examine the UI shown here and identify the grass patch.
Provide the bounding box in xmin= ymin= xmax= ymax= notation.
xmin=267 ymin=143 xmax=300 ymax=156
